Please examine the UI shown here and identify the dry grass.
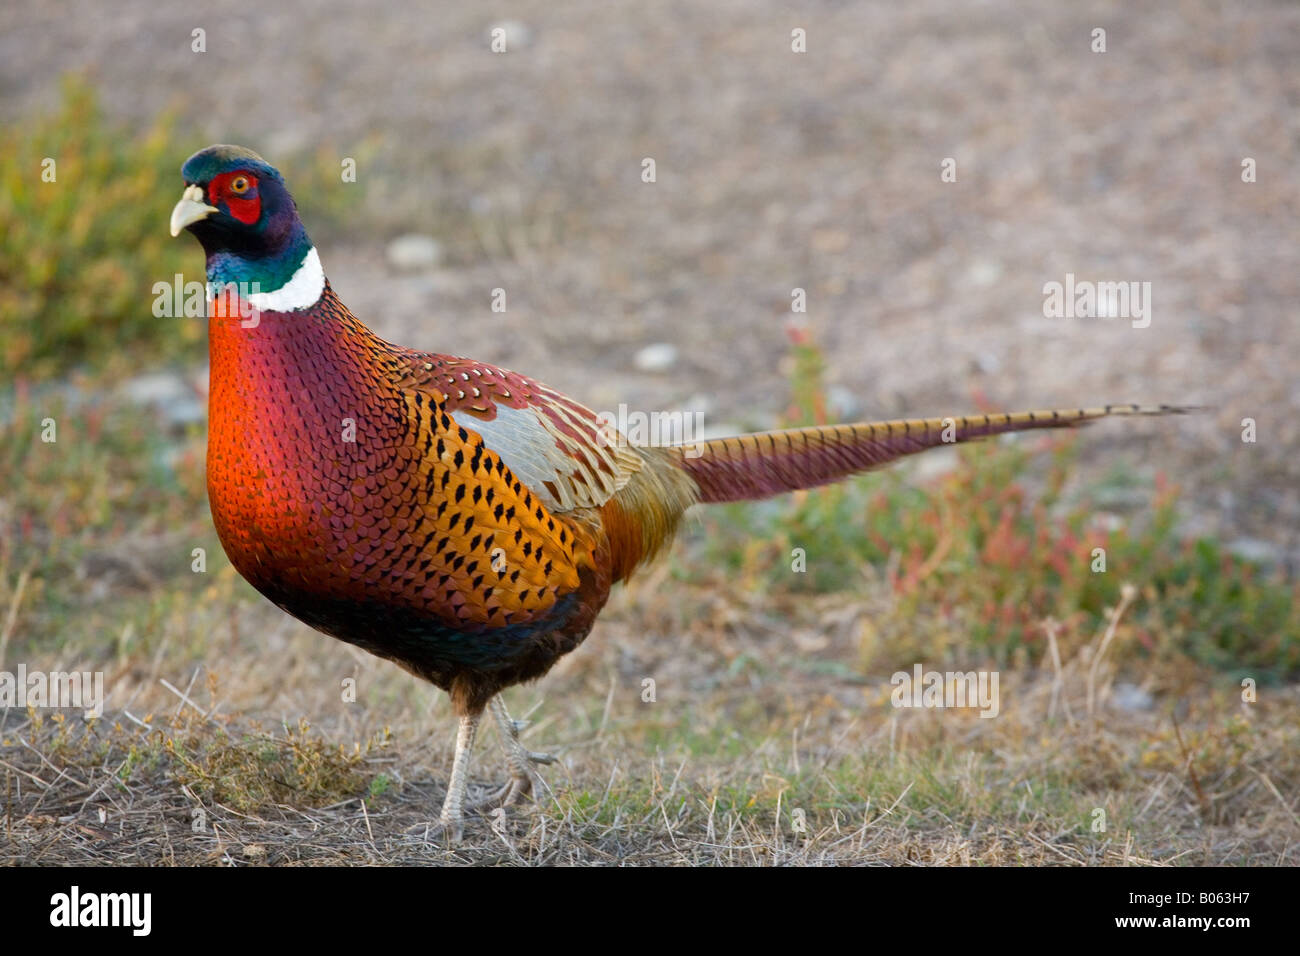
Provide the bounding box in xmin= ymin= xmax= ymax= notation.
xmin=4 ymin=681 xmax=1296 ymax=866
xmin=3 ymin=538 xmax=1296 ymax=866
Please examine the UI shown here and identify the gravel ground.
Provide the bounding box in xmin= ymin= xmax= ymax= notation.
xmin=3 ymin=0 xmax=1297 ymax=558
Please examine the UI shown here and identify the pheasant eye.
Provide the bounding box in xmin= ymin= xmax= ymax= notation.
xmin=230 ymin=175 xmax=250 ymax=194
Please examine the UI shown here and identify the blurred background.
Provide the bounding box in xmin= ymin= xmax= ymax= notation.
xmin=1 ymin=1 xmax=1297 ymax=864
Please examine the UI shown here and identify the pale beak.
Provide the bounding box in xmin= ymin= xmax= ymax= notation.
xmin=169 ymin=184 xmax=219 ymax=237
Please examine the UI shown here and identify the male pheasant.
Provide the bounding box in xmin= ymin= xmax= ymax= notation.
xmin=171 ymin=145 xmax=1190 ymax=838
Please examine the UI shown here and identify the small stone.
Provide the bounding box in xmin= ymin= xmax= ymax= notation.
xmin=826 ymin=385 xmax=861 ymax=421
xmin=1091 ymin=512 xmax=1126 ymax=533
xmin=118 ymin=372 xmax=206 ymax=430
xmin=119 ymin=372 xmax=190 ymax=408
xmin=263 ymin=130 xmax=310 ymax=160
xmin=633 ymin=343 xmax=678 ymax=373
xmin=679 ymin=393 xmax=715 ymax=416
xmin=1111 ymin=682 xmax=1154 ymax=712
xmin=911 ymin=446 xmax=959 ymax=483
xmin=386 ymin=234 xmax=443 ymax=272
xmin=1227 ymin=538 xmax=1280 ymax=565
xmin=967 ymin=259 xmax=1003 ymax=287
xmin=972 ymin=351 xmax=1001 ymax=375
xmin=164 ymin=398 xmax=205 ymax=429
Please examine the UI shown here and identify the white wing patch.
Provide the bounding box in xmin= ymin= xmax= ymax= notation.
xmin=453 ymin=403 xmax=641 ymax=512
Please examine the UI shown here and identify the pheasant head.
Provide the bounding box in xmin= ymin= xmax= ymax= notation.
xmin=168 ymin=144 xmax=323 ymax=312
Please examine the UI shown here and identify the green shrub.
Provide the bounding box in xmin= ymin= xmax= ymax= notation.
xmin=0 ymin=77 xmax=196 ymax=378
xmin=0 ymin=76 xmax=359 ymax=381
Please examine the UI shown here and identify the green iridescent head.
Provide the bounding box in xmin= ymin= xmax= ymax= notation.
xmin=170 ymin=144 xmax=314 ymax=296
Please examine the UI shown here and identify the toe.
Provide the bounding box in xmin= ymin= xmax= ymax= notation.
xmin=466 ymin=782 xmax=513 ymax=811
xmin=500 ymin=776 xmax=532 ymax=807
xmin=405 ymin=818 xmax=463 ymax=844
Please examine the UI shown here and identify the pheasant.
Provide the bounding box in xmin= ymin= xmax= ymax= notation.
xmin=171 ymin=144 xmax=1191 ymax=838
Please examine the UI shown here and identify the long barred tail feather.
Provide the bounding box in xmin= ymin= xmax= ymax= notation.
xmin=673 ymin=404 xmax=1198 ymax=504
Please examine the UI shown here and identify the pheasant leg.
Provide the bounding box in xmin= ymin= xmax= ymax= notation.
xmin=407 ymin=711 xmax=479 ymax=842
xmin=466 ymin=695 xmax=555 ymax=810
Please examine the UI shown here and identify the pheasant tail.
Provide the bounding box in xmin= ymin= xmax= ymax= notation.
xmin=673 ymin=404 xmax=1196 ymax=504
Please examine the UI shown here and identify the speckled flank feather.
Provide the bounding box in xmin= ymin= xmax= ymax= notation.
xmin=673 ymin=406 xmax=1195 ymax=504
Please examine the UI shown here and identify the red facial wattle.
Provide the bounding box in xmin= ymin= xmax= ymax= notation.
xmin=208 ymin=171 xmax=261 ymax=225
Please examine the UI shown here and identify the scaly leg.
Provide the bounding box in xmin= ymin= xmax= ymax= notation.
xmin=467 ymin=695 xmax=555 ymax=810
xmin=408 ymin=710 xmax=480 ymax=842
